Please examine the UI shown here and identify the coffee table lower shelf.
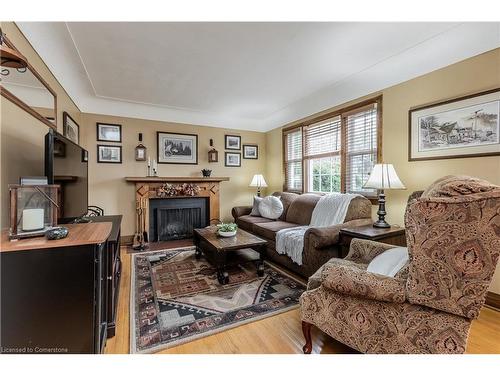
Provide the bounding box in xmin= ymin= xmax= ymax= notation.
xmin=193 ymin=227 xmax=268 ymax=285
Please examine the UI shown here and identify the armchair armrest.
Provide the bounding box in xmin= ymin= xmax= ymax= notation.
xmin=232 ymin=206 xmax=252 ymax=219
xmin=344 ymin=238 xmax=400 ymax=264
xmin=321 ymin=262 xmax=406 ymax=303
xmin=304 ymin=218 xmax=373 ymax=249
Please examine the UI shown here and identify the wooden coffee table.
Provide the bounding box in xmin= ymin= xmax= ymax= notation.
xmin=193 ymin=226 xmax=268 ymax=285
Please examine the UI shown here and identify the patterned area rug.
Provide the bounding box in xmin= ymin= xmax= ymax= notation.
xmin=131 ymin=246 xmax=306 ymax=353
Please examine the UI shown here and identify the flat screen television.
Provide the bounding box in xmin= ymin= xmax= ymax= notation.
xmin=45 ymin=129 xmax=89 ymax=222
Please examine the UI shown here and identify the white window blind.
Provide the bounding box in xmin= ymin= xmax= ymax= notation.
xmin=304 ymin=116 xmax=342 ymax=193
xmin=345 ymin=104 xmax=378 ymax=196
xmin=282 ymin=98 xmax=381 ymax=197
xmin=304 ymin=116 xmax=341 ymax=159
xmin=284 ymin=128 xmax=303 ymax=192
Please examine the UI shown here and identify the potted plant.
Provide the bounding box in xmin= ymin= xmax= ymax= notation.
xmin=217 ymin=222 xmax=238 ymax=237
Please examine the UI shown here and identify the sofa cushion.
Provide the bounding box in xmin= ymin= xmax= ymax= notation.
xmin=252 ymin=221 xmax=301 ymax=241
xmin=272 ymin=192 xmax=299 ymax=221
xmin=235 ymin=215 xmax=273 ymax=232
xmin=258 ymin=196 xmax=284 ymax=219
xmin=285 ymin=193 xmax=321 ymax=225
xmin=250 ymin=196 xmax=263 ymax=216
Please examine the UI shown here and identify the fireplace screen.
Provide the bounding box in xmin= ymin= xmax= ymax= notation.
xmin=149 ymin=198 xmax=209 ymax=241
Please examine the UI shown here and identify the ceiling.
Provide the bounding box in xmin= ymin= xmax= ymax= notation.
xmin=17 ymin=22 xmax=500 ymax=132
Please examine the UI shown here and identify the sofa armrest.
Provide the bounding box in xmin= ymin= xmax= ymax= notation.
xmin=344 ymin=238 xmax=400 ymax=264
xmin=304 ymin=218 xmax=373 ymax=249
xmin=321 ymin=262 xmax=406 ymax=303
xmin=232 ymin=206 xmax=252 ymax=219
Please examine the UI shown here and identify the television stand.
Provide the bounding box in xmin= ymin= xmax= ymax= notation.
xmin=86 ymin=215 xmax=122 ymax=338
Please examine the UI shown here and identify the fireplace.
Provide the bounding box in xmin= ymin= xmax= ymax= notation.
xmin=125 ymin=176 xmax=229 ymax=246
xmin=149 ymin=197 xmax=209 ymax=241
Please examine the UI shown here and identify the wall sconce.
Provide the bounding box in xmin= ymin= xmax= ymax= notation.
xmin=135 ymin=133 xmax=147 ymax=161
xmin=208 ymin=139 xmax=218 ymax=163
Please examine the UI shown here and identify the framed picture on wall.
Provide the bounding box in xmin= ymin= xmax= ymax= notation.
xmin=97 ymin=122 xmax=122 ymax=142
xmin=409 ymin=88 xmax=500 ymax=161
xmin=63 ymin=112 xmax=80 ymax=144
xmin=225 ymin=135 xmax=241 ymax=150
xmin=225 ymin=152 xmax=241 ymax=167
xmin=97 ymin=145 xmax=122 ymax=163
xmin=243 ymin=144 xmax=258 ymax=159
xmin=157 ymin=131 xmax=198 ymax=164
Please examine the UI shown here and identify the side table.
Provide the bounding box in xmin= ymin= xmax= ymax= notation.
xmin=339 ymin=224 xmax=406 ymax=258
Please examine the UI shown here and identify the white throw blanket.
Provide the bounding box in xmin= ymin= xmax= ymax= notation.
xmin=275 ymin=193 xmax=360 ymax=265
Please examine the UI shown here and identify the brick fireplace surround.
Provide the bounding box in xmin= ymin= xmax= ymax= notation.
xmin=125 ymin=177 xmax=230 ymax=242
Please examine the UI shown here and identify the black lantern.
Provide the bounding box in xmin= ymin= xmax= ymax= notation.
xmin=208 ymin=139 xmax=218 ymax=163
xmin=135 ymin=133 xmax=147 ymax=161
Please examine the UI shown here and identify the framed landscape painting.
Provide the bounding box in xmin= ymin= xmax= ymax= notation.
xmin=63 ymin=111 xmax=79 ymax=144
xmin=157 ymin=131 xmax=198 ymax=164
xmin=409 ymin=88 xmax=500 ymax=161
xmin=225 ymin=152 xmax=241 ymax=167
xmin=97 ymin=122 xmax=122 ymax=142
xmin=225 ymin=135 xmax=241 ymax=150
xmin=243 ymin=144 xmax=258 ymax=159
xmin=97 ymin=145 xmax=122 ymax=163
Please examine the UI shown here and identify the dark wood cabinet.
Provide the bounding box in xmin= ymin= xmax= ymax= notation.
xmin=90 ymin=215 xmax=122 ymax=337
xmin=0 ymin=221 xmax=119 ymax=354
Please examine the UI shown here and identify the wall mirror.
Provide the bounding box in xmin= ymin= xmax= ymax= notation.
xmin=0 ymin=34 xmax=57 ymax=129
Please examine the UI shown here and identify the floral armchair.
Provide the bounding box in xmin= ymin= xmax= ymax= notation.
xmin=300 ymin=176 xmax=500 ymax=354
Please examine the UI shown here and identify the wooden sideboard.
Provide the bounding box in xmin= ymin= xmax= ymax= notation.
xmin=0 ymin=219 xmax=120 ymax=354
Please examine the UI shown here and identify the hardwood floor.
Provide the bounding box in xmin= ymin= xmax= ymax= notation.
xmin=105 ymin=244 xmax=500 ymax=354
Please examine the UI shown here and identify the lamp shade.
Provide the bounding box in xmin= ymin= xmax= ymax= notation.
xmin=363 ymin=164 xmax=406 ymax=190
xmin=249 ymin=174 xmax=268 ymax=188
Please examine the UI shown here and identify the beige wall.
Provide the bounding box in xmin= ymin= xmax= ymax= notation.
xmin=265 ymin=48 xmax=500 ymax=292
xmin=0 ymin=22 xmax=82 ymax=227
xmin=80 ymin=113 xmax=267 ymax=236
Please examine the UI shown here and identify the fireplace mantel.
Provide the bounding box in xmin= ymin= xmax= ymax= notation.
xmin=125 ymin=176 xmax=230 ymax=245
xmin=125 ymin=176 xmax=230 ymax=183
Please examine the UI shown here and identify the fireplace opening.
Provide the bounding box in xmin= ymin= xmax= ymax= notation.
xmin=149 ymin=197 xmax=209 ymax=241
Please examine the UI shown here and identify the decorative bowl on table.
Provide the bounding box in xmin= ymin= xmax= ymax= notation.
xmin=217 ymin=223 xmax=237 ymax=237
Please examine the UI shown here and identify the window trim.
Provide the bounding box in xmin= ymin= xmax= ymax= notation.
xmin=282 ymin=95 xmax=383 ymax=201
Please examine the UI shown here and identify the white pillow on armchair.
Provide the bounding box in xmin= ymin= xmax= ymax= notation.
xmin=367 ymin=247 xmax=409 ymax=277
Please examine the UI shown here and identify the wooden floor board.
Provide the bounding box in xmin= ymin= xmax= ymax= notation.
xmin=104 ymin=245 xmax=500 ymax=354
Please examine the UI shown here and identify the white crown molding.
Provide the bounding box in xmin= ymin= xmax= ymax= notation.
xmin=16 ymin=22 xmax=500 ymax=133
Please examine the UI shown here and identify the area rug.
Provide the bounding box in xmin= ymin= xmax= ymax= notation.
xmin=130 ymin=246 xmax=306 ymax=353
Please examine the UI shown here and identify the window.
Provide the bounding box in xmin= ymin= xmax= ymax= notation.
xmin=304 ymin=116 xmax=342 ymax=193
xmin=283 ymin=98 xmax=381 ymax=198
xmin=284 ymin=128 xmax=303 ymax=192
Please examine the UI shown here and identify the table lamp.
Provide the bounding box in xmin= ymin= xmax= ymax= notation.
xmin=363 ymin=164 xmax=406 ymax=228
xmin=249 ymin=174 xmax=268 ymax=197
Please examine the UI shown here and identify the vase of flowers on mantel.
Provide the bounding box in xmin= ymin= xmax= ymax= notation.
xmin=217 ymin=223 xmax=237 ymax=237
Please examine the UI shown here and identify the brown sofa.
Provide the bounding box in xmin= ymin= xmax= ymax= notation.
xmin=232 ymin=192 xmax=372 ymax=278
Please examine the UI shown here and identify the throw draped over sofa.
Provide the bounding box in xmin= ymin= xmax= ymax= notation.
xmin=300 ymin=175 xmax=500 ymax=354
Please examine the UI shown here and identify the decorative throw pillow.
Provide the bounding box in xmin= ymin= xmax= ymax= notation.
xmin=258 ymin=196 xmax=283 ymax=220
xmin=250 ymin=196 xmax=263 ymax=216
xmin=367 ymin=247 xmax=409 ymax=277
